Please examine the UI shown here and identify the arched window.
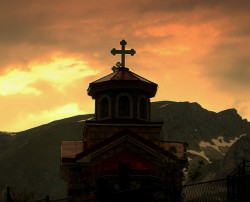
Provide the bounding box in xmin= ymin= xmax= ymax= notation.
xmin=119 ymin=96 xmax=130 ymax=117
xmin=100 ymin=97 xmax=109 ymax=119
xmin=139 ymin=98 xmax=147 ymax=119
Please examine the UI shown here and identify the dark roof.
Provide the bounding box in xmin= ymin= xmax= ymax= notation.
xmin=91 ymin=67 xmax=155 ymax=84
xmin=87 ymin=67 xmax=158 ymax=98
xmin=61 ymin=141 xmax=83 ymax=159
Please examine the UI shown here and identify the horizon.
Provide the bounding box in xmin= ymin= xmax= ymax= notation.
xmin=0 ymin=0 xmax=249 ymax=131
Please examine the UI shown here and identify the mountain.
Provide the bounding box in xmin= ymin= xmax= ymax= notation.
xmin=0 ymin=114 xmax=94 ymax=200
xmin=0 ymin=101 xmax=249 ymax=200
xmin=215 ymin=133 xmax=250 ymax=178
xmin=151 ymin=101 xmax=250 ymax=182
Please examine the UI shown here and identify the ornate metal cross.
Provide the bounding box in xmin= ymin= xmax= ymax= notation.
xmin=111 ymin=39 xmax=136 ymax=67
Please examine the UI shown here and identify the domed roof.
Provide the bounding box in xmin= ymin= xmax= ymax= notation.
xmin=87 ymin=67 xmax=158 ymax=98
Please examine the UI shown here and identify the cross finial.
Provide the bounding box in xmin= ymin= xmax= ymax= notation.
xmin=111 ymin=39 xmax=136 ymax=68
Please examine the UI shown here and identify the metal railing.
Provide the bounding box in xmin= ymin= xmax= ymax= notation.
xmin=182 ymin=178 xmax=228 ymax=202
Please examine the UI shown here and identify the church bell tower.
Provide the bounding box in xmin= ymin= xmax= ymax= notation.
xmin=61 ymin=40 xmax=187 ymax=201
xmin=87 ymin=39 xmax=157 ymax=122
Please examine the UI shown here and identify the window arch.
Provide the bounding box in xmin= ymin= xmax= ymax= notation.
xmin=116 ymin=93 xmax=133 ymax=118
xmin=97 ymin=95 xmax=111 ymax=120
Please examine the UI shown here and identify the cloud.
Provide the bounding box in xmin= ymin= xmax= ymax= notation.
xmin=138 ymin=0 xmax=250 ymax=14
xmin=201 ymin=41 xmax=250 ymax=93
xmin=221 ymin=57 xmax=250 ymax=90
xmin=13 ymin=103 xmax=86 ymax=132
xmin=0 ymin=52 xmax=98 ymax=95
xmin=29 ymin=103 xmax=85 ymax=121
xmin=0 ymin=52 xmax=98 ymax=131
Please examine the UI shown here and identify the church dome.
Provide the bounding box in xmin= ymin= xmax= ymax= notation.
xmin=87 ymin=67 xmax=157 ymax=99
xmin=87 ymin=40 xmax=158 ymax=121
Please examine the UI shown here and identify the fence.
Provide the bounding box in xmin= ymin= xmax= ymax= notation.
xmin=182 ymin=178 xmax=228 ymax=202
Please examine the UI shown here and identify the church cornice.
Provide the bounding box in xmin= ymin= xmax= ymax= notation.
xmin=84 ymin=120 xmax=163 ymax=127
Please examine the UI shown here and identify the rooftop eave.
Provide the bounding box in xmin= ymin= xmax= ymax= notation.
xmin=87 ymin=80 xmax=158 ymax=98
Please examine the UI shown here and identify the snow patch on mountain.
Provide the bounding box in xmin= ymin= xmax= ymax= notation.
xmin=0 ymin=131 xmax=16 ymax=136
xmin=188 ymin=149 xmax=211 ymax=163
xmin=160 ymin=103 xmax=170 ymax=108
xmin=187 ymin=134 xmax=247 ymax=164
xmin=77 ymin=117 xmax=94 ymax=122
xmin=199 ymin=134 xmax=247 ymax=155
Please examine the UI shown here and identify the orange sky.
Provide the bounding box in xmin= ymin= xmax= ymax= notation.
xmin=0 ymin=0 xmax=249 ymax=132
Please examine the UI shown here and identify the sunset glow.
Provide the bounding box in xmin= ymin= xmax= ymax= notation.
xmin=0 ymin=0 xmax=249 ymax=131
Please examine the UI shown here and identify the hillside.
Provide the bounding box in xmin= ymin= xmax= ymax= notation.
xmin=151 ymin=101 xmax=250 ymax=182
xmin=0 ymin=114 xmax=94 ymax=200
xmin=0 ymin=101 xmax=249 ymax=200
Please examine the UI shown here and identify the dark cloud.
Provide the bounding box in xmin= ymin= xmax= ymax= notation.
xmin=0 ymin=0 xmax=138 ymax=70
xmin=138 ymin=0 xmax=217 ymax=12
xmin=139 ymin=0 xmax=250 ymax=13
xmin=213 ymin=57 xmax=250 ymax=91
xmin=226 ymin=24 xmax=250 ymax=38
xmin=202 ymin=41 xmax=250 ymax=93
xmin=228 ymin=57 xmax=250 ymax=86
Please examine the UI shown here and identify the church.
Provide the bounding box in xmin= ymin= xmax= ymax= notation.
xmin=61 ymin=40 xmax=187 ymax=201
